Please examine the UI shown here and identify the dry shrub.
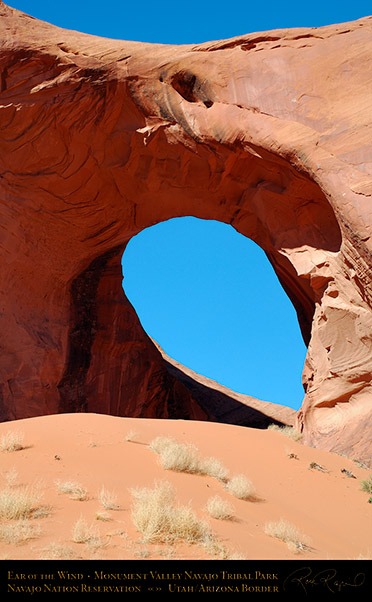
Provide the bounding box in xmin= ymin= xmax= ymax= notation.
xmin=202 ymin=535 xmax=245 ymax=560
xmin=202 ymin=457 xmax=229 ymax=482
xmin=149 ymin=437 xmax=228 ymax=481
xmin=129 ymin=480 xmax=210 ymax=544
xmin=95 ymin=511 xmax=111 ymax=522
xmin=0 ymin=486 xmax=44 ymax=520
xmin=0 ymin=521 xmax=41 ymax=545
xmin=150 ymin=437 xmax=201 ymax=472
xmin=360 ymin=475 xmax=372 ymax=494
xmin=0 ymin=431 xmax=25 ymax=452
xmin=39 ymin=543 xmax=77 ymax=560
xmin=135 ymin=548 xmax=151 ymax=559
xmin=264 ymin=518 xmax=311 ymax=550
xmin=225 ymin=474 xmax=255 ymax=500
xmin=55 ymin=480 xmax=88 ymax=501
xmin=205 ymin=495 xmax=234 ymax=520
xmin=72 ymin=517 xmax=102 ymax=547
xmin=268 ymin=424 xmax=303 ymax=442
xmin=98 ymin=486 xmax=120 ymax=510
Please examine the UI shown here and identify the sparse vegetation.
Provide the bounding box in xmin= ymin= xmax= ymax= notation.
xmin=205 ymin=495 xmax=234 ymax=520
xmin=39 ymin=543 xmax=77 ymax=560
xmin=0 ymin=485 xmax=45 ymax=520
xmin=149 ymin=436 xmax=228 ymax=481
xmin=0 ymin=431 xmax=25 ymax=453
xmin=268 ymin=424 xmax=303 ymax=441
xmin=309 ymin=462 xmax=328 ymax=472
xmin=224 ymin=474 xmax=255 ymax=500
xmin=341 ymin=468 xmax=356 ymax=479
xmin=264 ymin=518 xmax=311 ymax=551
xmin=135 ymin=548 xmax=151 ymax=559
xmin=72 ymin=517 xmax=102 ymax=547
xmin=0 ymin=521 xmax=41 ymax=545
xmin=98 ymin=486 xmax=120 ymax=510
xmin=55 ymin=480 xmax=88 ymax=501
xmin=202 ymin=535 xmax=245 ymax=560
xmin=149 ymin=437 xmax=202 ymax=473
xmin=287 ymin=452 xmax=299 ymax=460
xmin=202 ymin=457 xmax=229 ymax=482
xmin=129 ymin=480 xmax=210 ymax=544
xmin=360 ymin=475 xmax=372 ymax=494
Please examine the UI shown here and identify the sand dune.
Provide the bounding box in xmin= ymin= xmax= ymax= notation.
xmin=0 ymin=412 xmax=370 ymax=563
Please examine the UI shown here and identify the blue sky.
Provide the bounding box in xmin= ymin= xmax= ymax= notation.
xmin=7 ymin=1 xmax=372 ymax=44
xmin=8 ymin=2 xmax=371 ymax=409
xmin=123 ymin=219 xmax=307 ymax=409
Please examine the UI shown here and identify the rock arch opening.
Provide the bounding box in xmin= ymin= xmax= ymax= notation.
xmin=122 ymin=217 xmax=307 ymax=410
xmin=54 ymin=144 xmax=343 ymax=426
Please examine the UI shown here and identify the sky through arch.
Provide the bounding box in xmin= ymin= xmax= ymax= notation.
xmin=123 ymin=218 xmax=307 ymax=410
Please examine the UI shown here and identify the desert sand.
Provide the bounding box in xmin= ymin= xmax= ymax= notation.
xmin=0 ymin=412 xmax=370 ymax=563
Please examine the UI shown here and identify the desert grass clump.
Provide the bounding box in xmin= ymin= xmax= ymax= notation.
xmin=205 ymin=495 xmax=234 ymax=520
xmin=55 ymin=480 xmax=88 ymax=501
xmin=149 ymin=436 xmax=228 ymax=481
xmin=202 ymin=535 xmax=245 ymax=560
xmin=264 ymin=518 xmax=311 ymax=551
xmin=0 ymin=521 xmax=41 ymax=545
xmin=129 ymin=480 xmax=210 ymax=544
xmin=72 ymin=517 xmax=102 ymax=547
xmin=224 ymin=474 xmax=255 ymax=500
xmin=95 ymin=511 xmax=111 ymax=522
xmin=268 ymin=424 xmax=303 ymax=442
xmin=0 ymin=485 xmax=44 ymax=520
xmin=309 ymin=461 xmax=327 ymax=472
xmin=201 ymin=457 xmax=229 ymax=482
xmin=0 ymin=431 xmax=25 ymax=452
xmin=98 ymin=486 xmax=120 ymax=510
xmin=39 ymin=543 xmax=77 ymax=560
xmin=135 ymin=548 xmax=151 ymax=559
xmin=360 ymin=475 xmax=372 ymax=495
xmin=149 ymin=437 xmax=201 ymax=473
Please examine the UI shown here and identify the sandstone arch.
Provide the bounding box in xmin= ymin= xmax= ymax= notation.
xmin=1 ymin=3 xmax=372 ymax=463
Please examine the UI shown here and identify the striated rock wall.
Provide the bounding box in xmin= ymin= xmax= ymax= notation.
xmin=0 ymin=3 xmax=372 ymax=463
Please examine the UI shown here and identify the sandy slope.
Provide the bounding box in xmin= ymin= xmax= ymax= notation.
xmin=0 ymin=412 xmax=370 ymax=561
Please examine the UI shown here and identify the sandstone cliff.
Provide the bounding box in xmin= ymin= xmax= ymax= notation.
xmin=0 ymin=2 xmax=371 ymax=463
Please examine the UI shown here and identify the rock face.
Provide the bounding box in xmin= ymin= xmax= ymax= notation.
xmin=0 ymin=3 xmax=372 ymax=463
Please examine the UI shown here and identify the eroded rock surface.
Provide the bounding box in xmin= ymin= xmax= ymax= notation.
xmin=0 ymin=3 xmax=372 ymax=463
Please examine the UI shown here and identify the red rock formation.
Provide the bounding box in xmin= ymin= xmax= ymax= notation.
xmin=0 ymin=3 xmax=372 ymax=463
